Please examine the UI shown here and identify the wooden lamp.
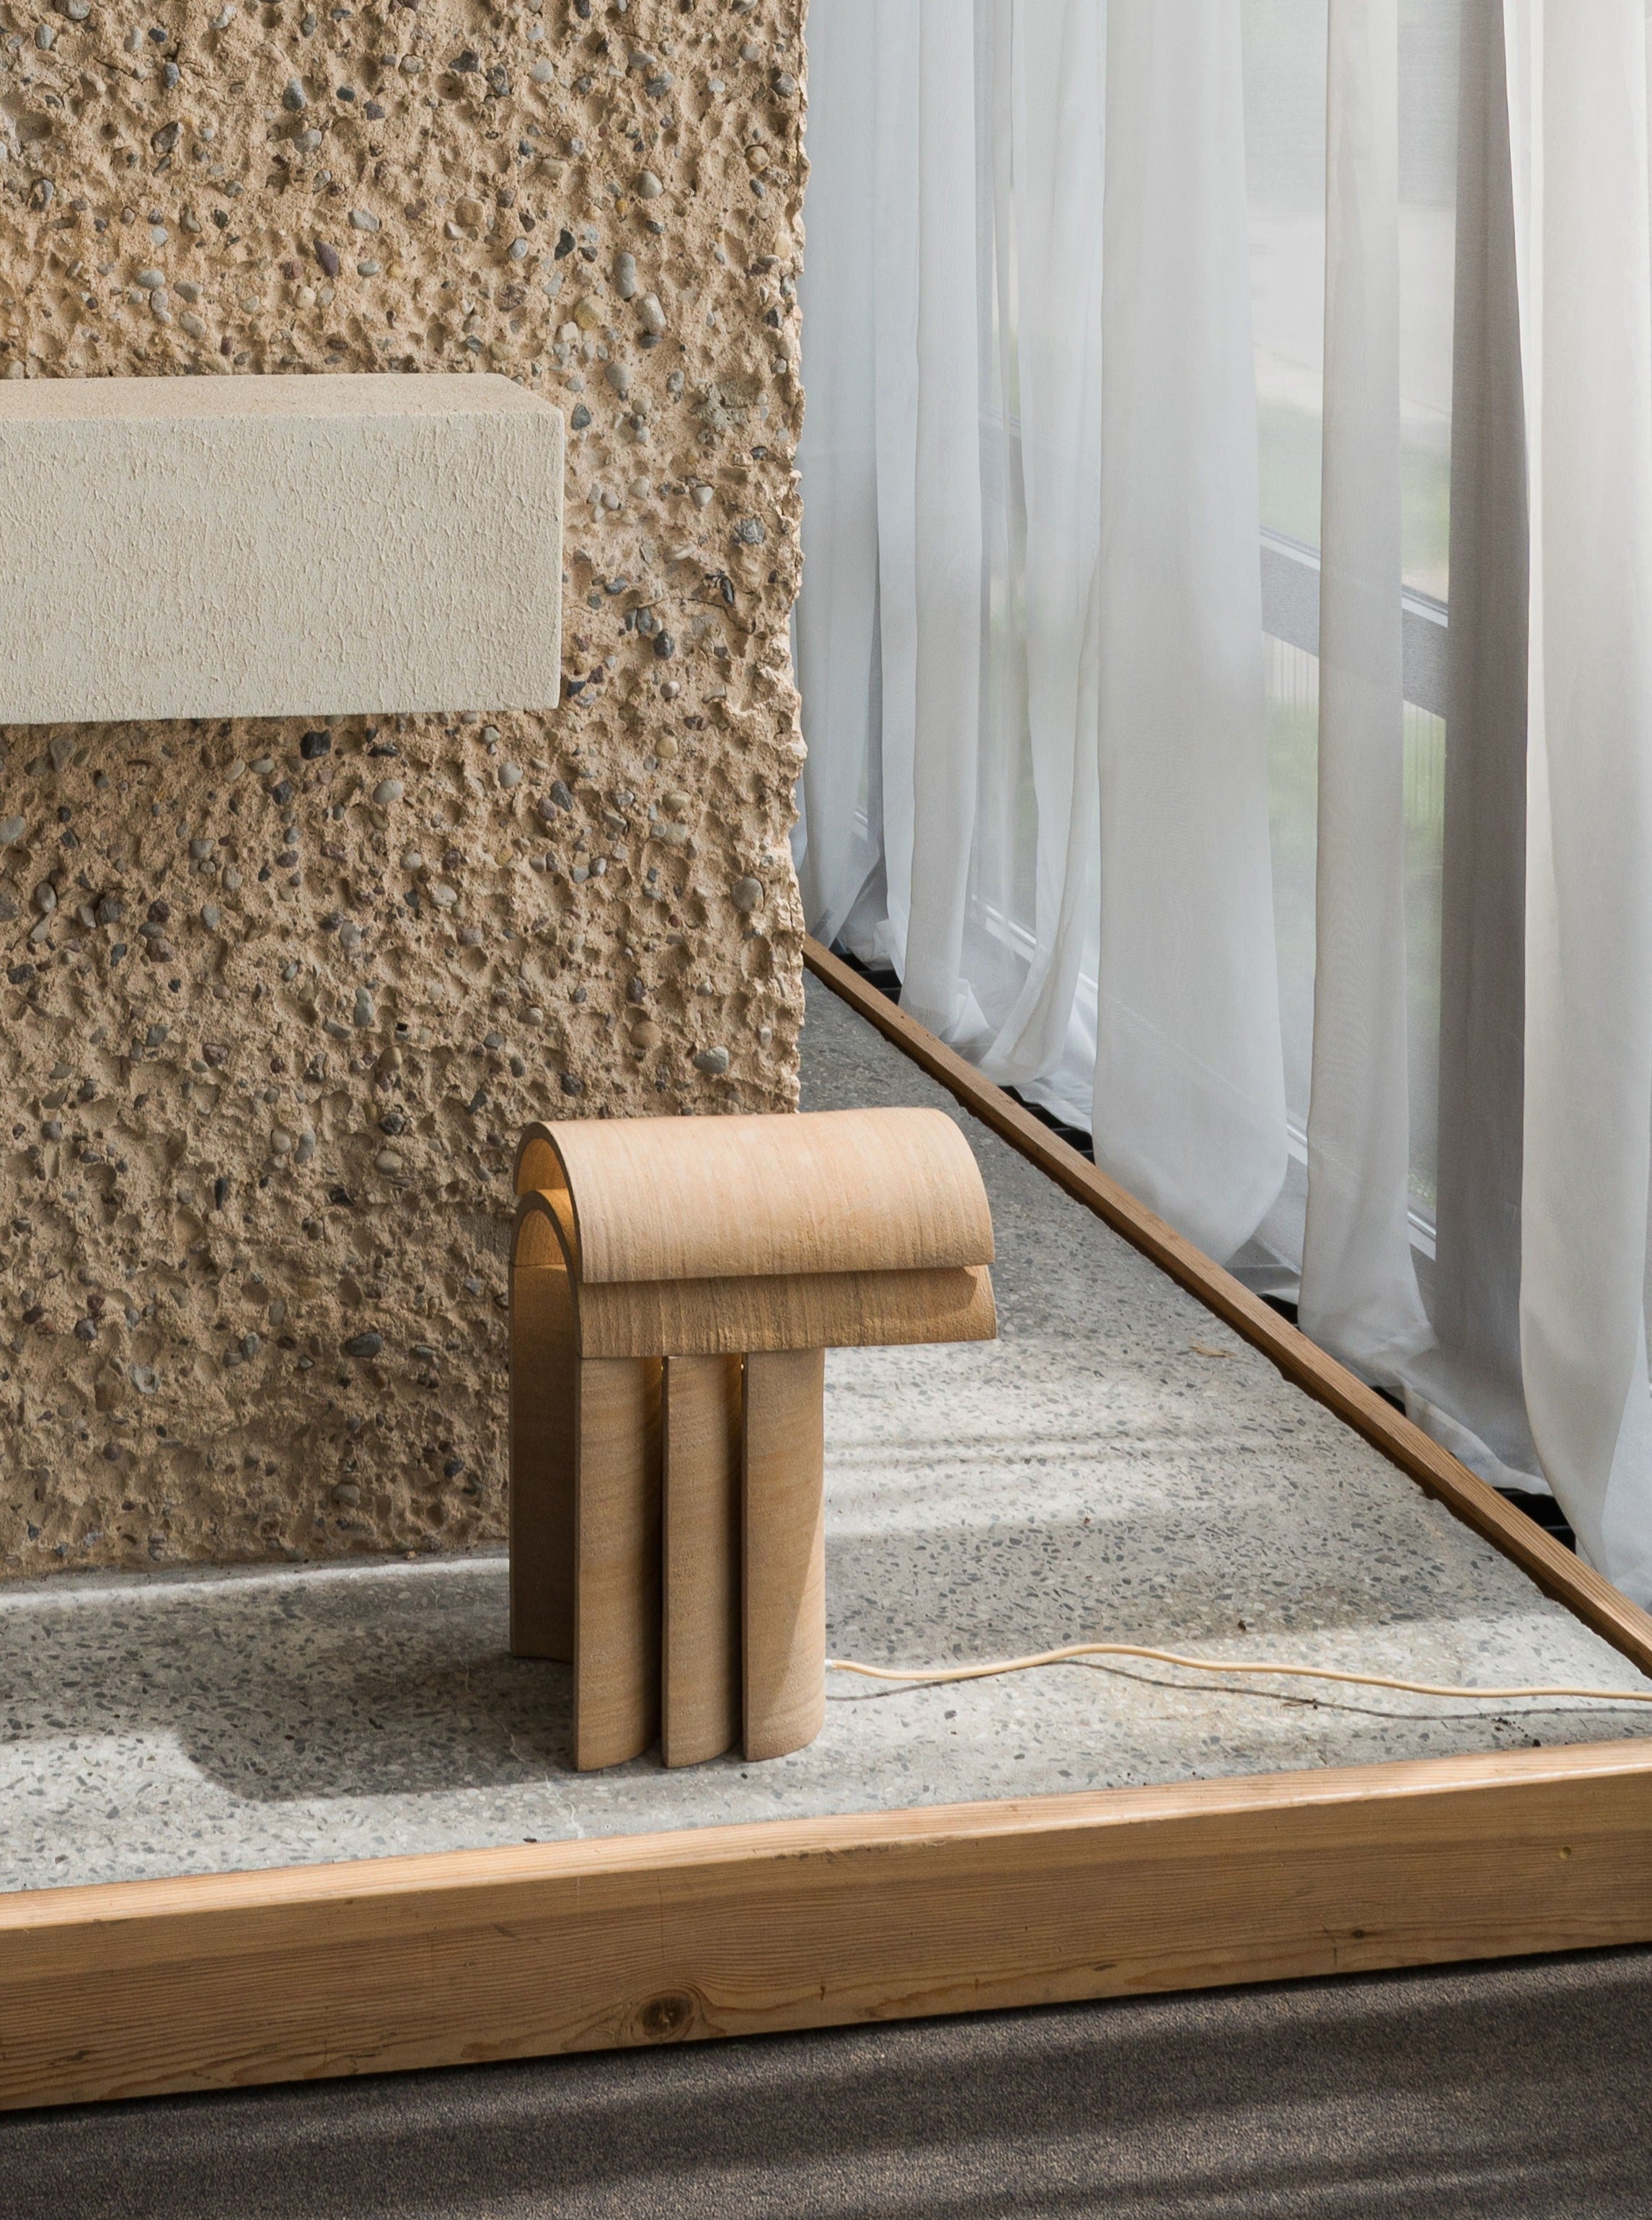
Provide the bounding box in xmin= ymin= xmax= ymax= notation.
xmin=510 ymin=1107 xmax=997 ymax=1770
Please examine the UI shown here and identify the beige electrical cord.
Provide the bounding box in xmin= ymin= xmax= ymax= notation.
xmin=826 ymin=1642 xmax=1652 ymax=1707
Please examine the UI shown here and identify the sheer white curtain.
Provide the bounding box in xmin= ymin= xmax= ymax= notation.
xmin=1409 ymin=0 xmax=1652 ymax=1599
xmin=795 ymin=0 xmax=1652 ymax=1606
xmin=797 ymin=0 xmax=1284 ymax=1220
xmin=796 ymin=0 xmax=1110 ymax=1116
xmin=1503 ymin=0 xmax=1652 ymax=1595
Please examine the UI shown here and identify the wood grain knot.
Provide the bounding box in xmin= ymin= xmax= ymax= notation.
xmin=635 ymin=1991 xmax=697 ymax=2043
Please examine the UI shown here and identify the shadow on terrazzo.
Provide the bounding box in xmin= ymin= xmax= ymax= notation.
xmin=0 ymin=1498 xmax=1545 ymax=1805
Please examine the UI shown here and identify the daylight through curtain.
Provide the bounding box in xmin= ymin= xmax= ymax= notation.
xmin=793 ymin=0 xmax=1652 ymax=1606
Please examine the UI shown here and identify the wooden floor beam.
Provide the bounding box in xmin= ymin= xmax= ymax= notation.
xmin=5 ymin=1742 xmax=1652 ymax=2111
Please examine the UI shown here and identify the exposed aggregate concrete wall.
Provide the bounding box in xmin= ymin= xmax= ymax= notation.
xmin=0 ymin=0 xmax=807 ymax=1575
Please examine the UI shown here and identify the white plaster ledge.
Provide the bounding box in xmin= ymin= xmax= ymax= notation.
xmin=0 ymin=373 xmax=563 ymax=724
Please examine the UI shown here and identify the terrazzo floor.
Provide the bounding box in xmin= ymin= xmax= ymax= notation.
xmin=5 ymin=976 xmax=1651 ymax=1893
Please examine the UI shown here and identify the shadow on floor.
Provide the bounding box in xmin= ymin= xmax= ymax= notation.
xmin=0 ymin=1492 xmax=1554 ymax=1808
xmin=5 ymin=1945 xmax=1651 ymax=2219
xmin=829 ymin=947 xmax=1581 ymax=1563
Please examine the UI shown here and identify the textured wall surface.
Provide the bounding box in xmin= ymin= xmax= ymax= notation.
xmin=0 ymin=0 xmax=807 ymax=1576
xmin=0 ymin=373 xmax=565 ymax=721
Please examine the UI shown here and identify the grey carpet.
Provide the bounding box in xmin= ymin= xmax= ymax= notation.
xmin=5 ymin=1947 xmax=1652 ymax=2219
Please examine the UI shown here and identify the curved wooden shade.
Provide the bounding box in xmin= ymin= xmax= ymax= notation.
xmin=512 ymin=1107 xmax=994 ymax=1286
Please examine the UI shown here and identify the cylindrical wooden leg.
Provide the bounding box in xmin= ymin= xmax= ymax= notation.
xmin=574 ymin=1356 xmax=662 ymax=1771
xmin=662 ymin=1353 xmax=744 ymax=1767
xmin=509 ymin=1230 xmax=577 ymax=1661
xmin=742 ymin=1346 xmax=826 ymax=1762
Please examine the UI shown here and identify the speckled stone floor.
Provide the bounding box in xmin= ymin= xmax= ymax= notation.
xmin=5 ymin=976 xmax=1651 ymax=1892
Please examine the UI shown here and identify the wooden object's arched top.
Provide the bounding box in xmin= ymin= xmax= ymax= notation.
xmin=512 ymin=1107 xmax=994 ymax=1288
xmin=512 ymin=1187 xmax=577 ymax=1275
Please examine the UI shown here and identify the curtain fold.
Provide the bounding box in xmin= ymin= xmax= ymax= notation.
xmin=1405 ymin=0 xmax=1536 ymax=1484
xmin=976 ymin=0 xmax=1105 ymax=1101
xmin=1299 ymin=0 xmax=1434 ymax=1377
xmin=792 ymin=0 xmax=881 ymax=952
xmin=1090 ymin=0 xmax=1289 ymax=1265
xmin=898 ymin=1 xmax=988 ymax=1043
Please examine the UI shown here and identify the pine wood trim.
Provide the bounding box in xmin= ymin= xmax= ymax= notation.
xmin=4 ymin=1741 xmax=1652 ymax=2110
xmin=804 ymin=937 xmax=1652 ymax=1679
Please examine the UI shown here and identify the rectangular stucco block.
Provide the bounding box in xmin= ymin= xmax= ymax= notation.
xmin=0 ymin=372 xmax=563 ymax=723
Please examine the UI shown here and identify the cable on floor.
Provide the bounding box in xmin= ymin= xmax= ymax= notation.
xmin=826 ymin=1642 xmax=1652 ymax=1707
